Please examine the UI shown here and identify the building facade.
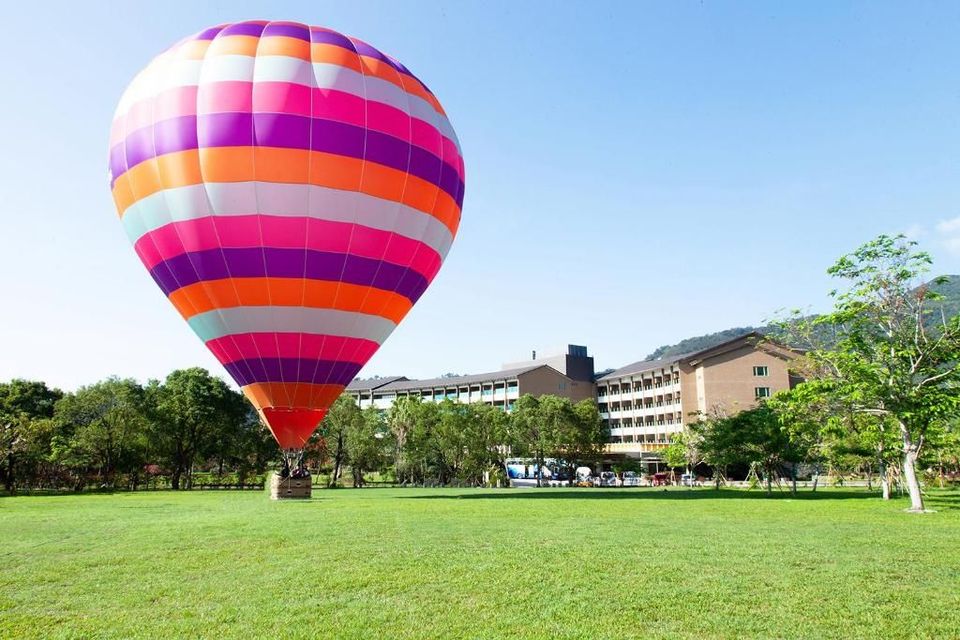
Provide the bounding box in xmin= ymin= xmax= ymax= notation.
xmin=345 ymin=334 xmax=796 ymax=459
xmin=596 ymin=333 xmax=797 ymax=456
xmin=346 ymin=345 xmax=596 ymax=411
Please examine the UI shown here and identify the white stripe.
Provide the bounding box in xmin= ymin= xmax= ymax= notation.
xmin=112 ymin=53 xmax=460 ymax=155
xmin=189 ymin=306 xmax=396 ymax=343
xmin=198 ymin=54 xmax=256 ymax=83
xmin=122 ymin=182 xmax=454 ymax=257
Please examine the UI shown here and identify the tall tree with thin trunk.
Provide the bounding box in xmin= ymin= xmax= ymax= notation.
xmin=796 ymin=235 xmax=960 ymax=512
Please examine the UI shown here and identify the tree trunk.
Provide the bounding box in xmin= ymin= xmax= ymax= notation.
xmin=791 ymin=464 xmax=797 ymax=496
xmin=879 ymin=460 xmax=890 ymax=500
xmin=171 ymin=469 xmax=181 ymax=490
xmin=5 ymin=449 xmax=14 ymax=494
xmin=900 ymin=427 xmax=925 ymax=512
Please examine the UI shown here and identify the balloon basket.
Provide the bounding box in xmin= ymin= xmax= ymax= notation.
xmin=270 ymin=473 xmax=312 ymax=500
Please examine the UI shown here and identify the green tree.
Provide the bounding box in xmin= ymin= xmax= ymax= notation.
xmin=345 ymin=407 xmax=391 ymax=487
xmin=148 ymin=368 xmax=239 ymax=490
xmin=462 ymin=402 xmax=514 ymax=486
xmin=511 ymin=395 xmax=551 ymax=486
xmin=0 ymin=379 xmax=62 ymax=492
xmin=320 ymin=394 xmax=362 ymax=487
xmin=52 ymin=378 xmax=149 ymax=489
xmin=793 ymin=235 xmax=960 ymax=511
xmin=662 ymin=425 xmax=703 ymax=484
xmin=564 ymin=399 xmax=608 ymax=477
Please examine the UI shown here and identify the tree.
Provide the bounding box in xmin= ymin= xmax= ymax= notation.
xmin=345 ymin=407 xmax=391 ymax=487
xmin=320 ymin=394 xmax=362 ymax=487
xmin=0 ymin=379 xmax=62 ymax=492
xmin=148 ymin=368 xmax=239 ymax=490
xmin=565 ymin=399 xmax=608 ymax=476
xmin=52 ymin=378 xmax=149 ymax=489
xmin=792 ymin=235 xmax=960 ymax=511
xmin=662 ymin=425 xmax=703 ymax=485
xmin=511 ymin=395 xmax=552 ymax=486
xmin=462 ymin=402 xmax=514 ymax=486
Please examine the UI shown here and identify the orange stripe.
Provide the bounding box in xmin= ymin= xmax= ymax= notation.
xmin=258 ymin=36 xmax=311 ymax=60
xmin=168 ymin=277 xmax=413 ymax=322
xmin=206 ymin=35 xmax=260 ymax=57
xmin=113 ymin=147 xmax=460 ymax=235
xmin=310 ymin=44 xmax=362 ymax=72
xmin=243 ymin=382 xmax=341 ymax=409
xmin=174 ymin=40 xmax=211 ymax=60
xmin=399 ymin=74 xmax=445 ymax=116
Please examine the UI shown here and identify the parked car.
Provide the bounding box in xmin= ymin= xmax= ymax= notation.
xmin=575 ymin=467 xmax=594 ymax=487
xmin=622 ymin=471 xmax=641 ymax=487
xmin=680 ymin=473 xmax=697 ymax=487
xmin=598 ymin=471 xmax=620 ymax=487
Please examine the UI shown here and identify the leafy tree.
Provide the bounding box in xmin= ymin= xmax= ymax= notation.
xmin=148 ymin=368 xmax=239 ymax=490
xmin=320 ymin=394 xmax=363 ymax=487
xmin=345 ymin=407 xmax=392 ymax=487
xmin=52 ymin=378 xmax=149 ymax=489
xmin=564 ymin=399 xmax=608 ymax=475
xmin=511 ymin=395 xmax=552 ymax=486
xmin=791 ymin=235 xmax=960 ymax=511
xmin=461 ymin=402 xmax=513 ymax=485
xmin=386 ymin=396 xmax=421 ymax=484
xmin=0 ymin=379 xmax=62 ymax=492
xmin=662 ymin=425 xmax=703 ymax=483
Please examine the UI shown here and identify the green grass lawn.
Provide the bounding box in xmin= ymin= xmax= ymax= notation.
xmin=1 ymin=487 xmax=958 ymax=639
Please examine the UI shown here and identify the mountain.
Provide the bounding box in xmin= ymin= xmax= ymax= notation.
xmin=643 ymin=275 xmax=960 ymax=360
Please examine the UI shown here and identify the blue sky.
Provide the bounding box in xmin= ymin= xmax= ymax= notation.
xmin=2 ymin=1 xmax=959 ymax=390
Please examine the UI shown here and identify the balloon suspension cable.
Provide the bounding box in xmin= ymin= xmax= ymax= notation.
xmin=279 ymin=448 xmax=308 ymax=479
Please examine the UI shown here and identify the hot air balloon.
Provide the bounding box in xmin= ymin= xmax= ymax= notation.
xmin=108 ymin=21 xmax=464 ymax=472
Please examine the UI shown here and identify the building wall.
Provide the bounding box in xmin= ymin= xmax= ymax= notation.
xmin=696 ymin=345 xmax=793 ymax=415
xmin=602 ymin=341 xmax=796 ymax=455
xmin=517 ymin=366 xmax=596 ymax=403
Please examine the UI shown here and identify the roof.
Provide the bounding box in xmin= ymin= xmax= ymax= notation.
xmin=596 ymin=354 xmax=696 ymax=381
xmin=364 ymin=364 xmax=555 ymax=393
xmin=345 ymin=376 xmax=407 ymax=392
xmin=597 ymin=332 xmax=776 ymax=381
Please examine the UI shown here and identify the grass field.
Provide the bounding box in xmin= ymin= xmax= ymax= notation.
xmin=1 ymin=487 xmax=959 ymax=639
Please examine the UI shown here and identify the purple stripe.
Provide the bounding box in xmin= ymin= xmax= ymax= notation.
xmin=193 ymin=25 xmax=228 ymax=41
xmin=113 ymin=113 xmax=464 ymax=206
xmin=262 ymin=22 xmax=311 ymax=41
xmin=224 ymin=358 xmax=362 ymax=386
xmin=309 ymin=28 xmax=357 ymax=52
xmin=151 ymin=248 xmax=430 ymax=301
xmin=218 ymin=22 xmax=267 ymax=38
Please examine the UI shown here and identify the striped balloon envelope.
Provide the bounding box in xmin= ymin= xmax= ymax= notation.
xmin=108 ymin=21 xmax=464 ymax=450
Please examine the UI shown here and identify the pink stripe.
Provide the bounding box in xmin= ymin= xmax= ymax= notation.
xmin=253 ymin=82 xmax=311 ymax=116
xmin=135 ymin=215 xmax=442 ymax=279
xmin=207 ymin=332 xmax=380 ymax=364
xmin=111 ymin=82 xmax=464 ymax=180
xmin=365 ymin=99 xmax=411 ymax=142
xmin=199 ymin=81 xmax=252 ymax=114
xmin=156 ymin=85 xmax=199 ymax=122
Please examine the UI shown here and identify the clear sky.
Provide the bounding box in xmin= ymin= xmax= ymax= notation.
xmin=2 ymin=1 xmax=959 ymax=390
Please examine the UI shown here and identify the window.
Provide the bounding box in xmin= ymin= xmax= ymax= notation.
xmin=753 ymin=366 xmax=769 ymax=377
xmin=755 ymin=387 xmax=771 ymax=399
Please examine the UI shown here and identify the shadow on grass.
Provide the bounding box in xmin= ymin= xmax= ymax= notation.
xmin=403 ymin=488 xmax=913 ymax=502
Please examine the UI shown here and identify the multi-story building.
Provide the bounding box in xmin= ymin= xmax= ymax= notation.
xmin=345 ymin=334 xmax=797 ymax=464
xmin=597 ymin=333 xmax=797 ymax=457
xmin=346 ymin=345 xmax=596 ymax=411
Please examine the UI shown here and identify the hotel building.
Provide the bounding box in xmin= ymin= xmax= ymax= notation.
xmin=346 ymin=333 xmax=796 ymax=459
xmin=346 ymin=345 xmax=596 ymax=411
xmin=597 ymin=333 xmax=797 ymax=456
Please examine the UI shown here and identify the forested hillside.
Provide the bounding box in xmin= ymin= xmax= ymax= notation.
xmin=644 ymin=275 xmax=960 ymax=360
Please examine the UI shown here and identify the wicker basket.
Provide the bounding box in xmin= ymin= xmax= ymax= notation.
xmin=270 ymin=473 xmax=312 ymax=500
